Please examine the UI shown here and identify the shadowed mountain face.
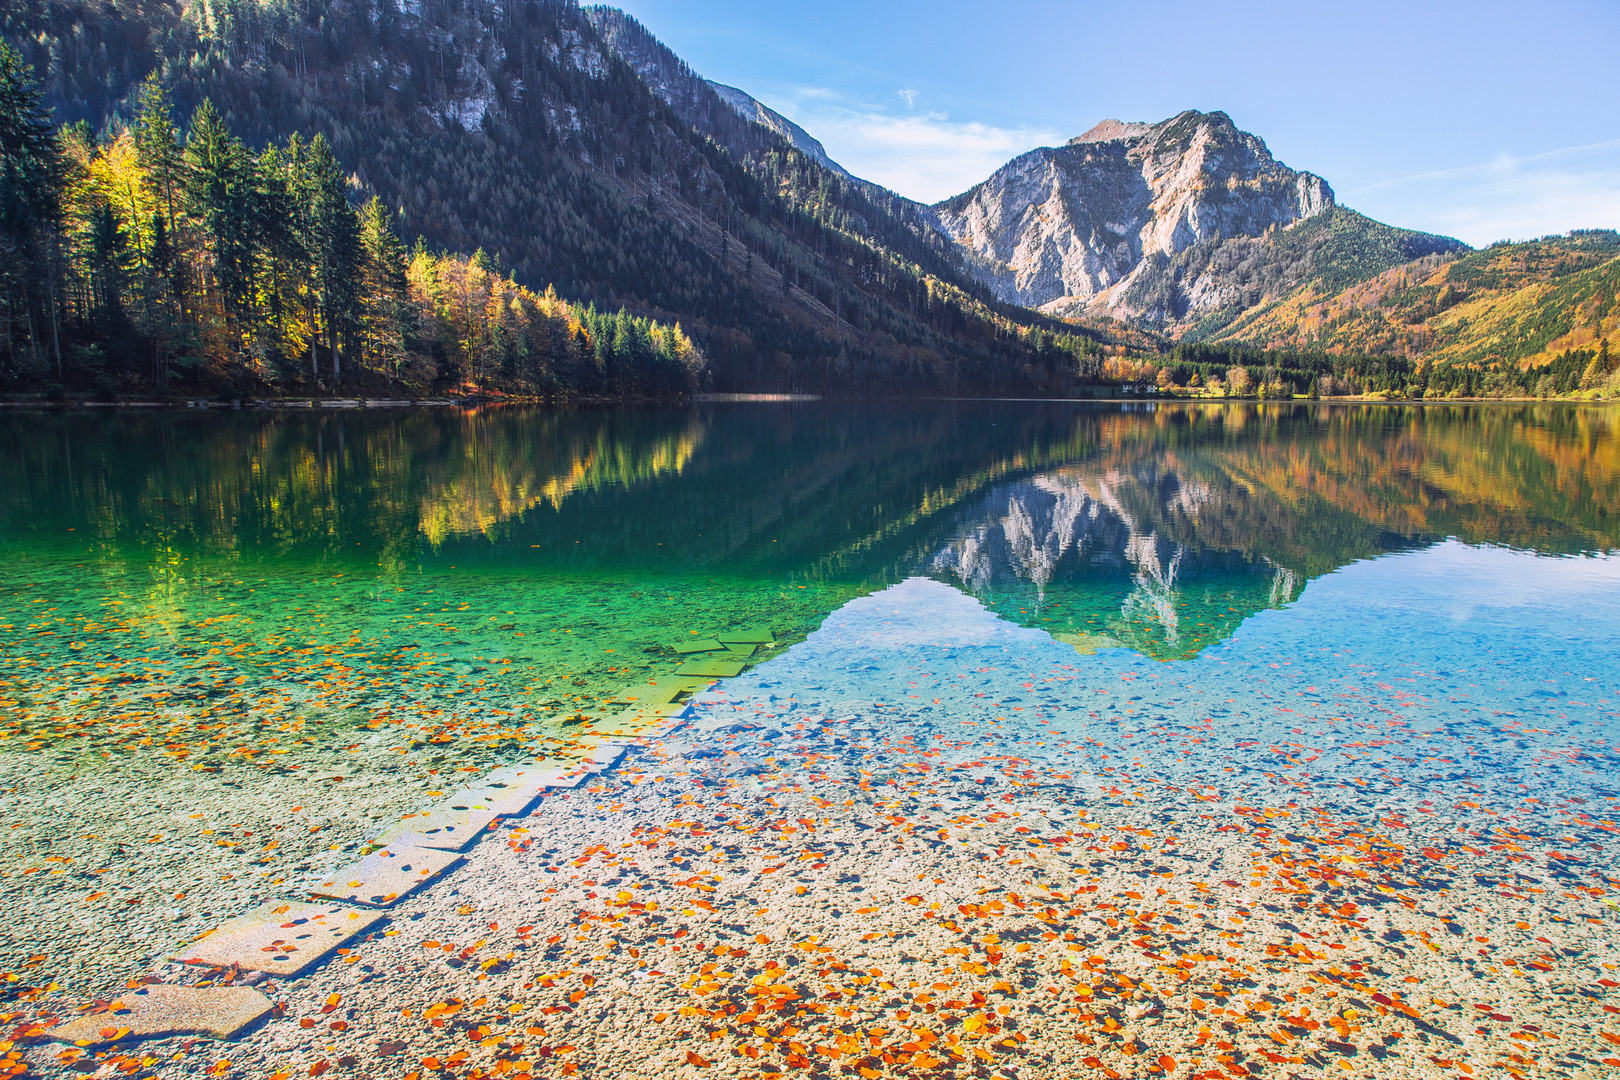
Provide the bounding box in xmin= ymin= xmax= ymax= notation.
xmin=932 ymin=111 xmax=1466 ymax=336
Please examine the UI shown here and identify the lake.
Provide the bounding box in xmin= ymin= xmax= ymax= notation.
xmin=3 ymin=401 xmax=1618 ymax=1079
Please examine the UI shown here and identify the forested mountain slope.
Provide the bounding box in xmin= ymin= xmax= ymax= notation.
xmin=705 ymin=81 xmax=852 ymax=181
xmin=1 ymin=0 xmax=1114 ymax=397
xmin=1210 ymin=231 xmax=1620 ymax=391
xmin=578 ymin=7 xmax=965 ymax=284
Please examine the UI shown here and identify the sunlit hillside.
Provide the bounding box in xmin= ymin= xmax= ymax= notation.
xmin=1213 ymin=231 xmax=1620 ymax=384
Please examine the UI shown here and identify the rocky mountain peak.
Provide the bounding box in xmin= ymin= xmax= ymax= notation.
xmin=931 ymin=109 xmax=1348 ymax=331
xmin=1068 ymin=118 xmax=1154 ymax=145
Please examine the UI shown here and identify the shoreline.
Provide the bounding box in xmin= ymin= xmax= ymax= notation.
xmin=0 ymin=393 xmax=1613 ymax=411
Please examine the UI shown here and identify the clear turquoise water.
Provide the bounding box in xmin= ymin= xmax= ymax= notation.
xmin=4 ymin=401 xmax=1620 ymax=1078
xmin=1 ymin=401 xmax=1615 ymax=768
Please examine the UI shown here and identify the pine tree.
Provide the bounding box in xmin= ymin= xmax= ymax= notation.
xmin=250 ymin=142 xmax=300 ymax=372
xmin=1581 ymin=339 xmax=1612 ymax=391
xmin=184 ymin=98 xmax=259 ymax=341
xmin=300 ymin=134 xmax=362 ymax=384
xmin=141 ymin=207 xmax=183 ymax=385
xmin=0 ymin=42 xmax=65 ymax=371
xmin=133 ymin=77 xmax=184 ymax=245
xmin=131 ymin=77 xmax=189 ymax=380
xmin=83 ymin=197 xmax=132 ymax=328
xmin=358 ymin=196 xmax=409 ymax=381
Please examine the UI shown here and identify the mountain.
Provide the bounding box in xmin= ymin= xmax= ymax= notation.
xmin=931 ymin=111 xmax=1468 ymax=338
xmin=9 ymin=0 xmax=1605 ymax=399
xmin=1209 ymin=230 xmax=1620 ymax=384
xmin=704 ymin=81 xmax=853 ymax=181
xmin=578 ymin=8 xmax=957 ymax=271
xmin=2 ymin=0 xmax=1115 ymax=398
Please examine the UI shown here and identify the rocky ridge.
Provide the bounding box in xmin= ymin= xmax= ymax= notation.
xmin=582 ymin=6 xmax=856 ymax=181
xmin=706 ymin=81 xmax=854 ymax=179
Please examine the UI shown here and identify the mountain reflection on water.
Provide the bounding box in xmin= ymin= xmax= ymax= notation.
xmin=929 ymin=467 xmax=1304 ymax=659
xmin=1 ymin=401 xmax=1616 ymax=665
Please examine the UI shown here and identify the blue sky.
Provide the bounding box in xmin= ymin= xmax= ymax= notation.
xmin=607 ymin=0 xmax=1619 ymax=247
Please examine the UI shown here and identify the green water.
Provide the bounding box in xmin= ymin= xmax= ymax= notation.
xmin=0 ymin=401 xmax=1615 ymax=773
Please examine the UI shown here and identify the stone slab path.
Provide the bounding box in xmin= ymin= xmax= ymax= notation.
xmin=41 ymin=631 xmax=774 ymax=1051
xmin=172 ymin=901 xmax=385 ymax=977
xmin=48 ymin=985 xmax=274 ymax=1045
xmin=307 ymin=845 xmax=461 ymax=908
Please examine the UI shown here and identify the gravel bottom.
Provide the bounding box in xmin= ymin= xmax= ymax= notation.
xmin=9 ymin=579 xmax=1620 ymax=1080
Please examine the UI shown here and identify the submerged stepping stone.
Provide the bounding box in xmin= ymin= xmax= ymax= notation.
xmin=718 ymin=627 xmax=774 ymax=644
xmin=673 ymin=638 xmax=726 ymax=655
xmin=570 ymin=722 xmax=651 ymax=740
xmin=612 ymin=676 xmax=707 ymax=705
xmin=436 ymin=786 xmax=538 ymax=815
xmin=573 ymin=705 xmax=681 ymax=739
xmin=578 ymin=741 xmax=628 ymax=772
xmin=175 ymin=901 xmax=383 ymax=977
xmin=49 ymin=985 xmax=274 ymax=1044
xmin=723 ymin=643 xmax=758 ymax=658
xmin=484 ymin=759 xmax=578 ymax=790
xmin=309 ymin=846 xmax=460 ymax=908
xmin=676 ymin=658 xmax=747 ymax=678
xmin=611 ymin=698 xmax=690 ymax=722
xmin=486 ymin=758 xmax=597 ymax=791
xmin=523 ymin=759 xmax=602 ymax=790
xmin=445 ymin=781 xmax=538 ymax=816
xmin=373 ymin=804 xmax=502 ymax=851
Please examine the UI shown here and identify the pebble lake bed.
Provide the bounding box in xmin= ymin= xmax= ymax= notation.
xmin=2 ymin=402 xmax=1619 ymax=1080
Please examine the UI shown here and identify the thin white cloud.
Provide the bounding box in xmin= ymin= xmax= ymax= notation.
xmin=765 ymin=87 xmax=1064 ymax=203
xmin=1356 ymin=137 xmax=1620 ymax=189
xmin=897 ymin=88 xmax=920 ymax=110
xmin=1346 ymin=139 xmax=1620 ymax=246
